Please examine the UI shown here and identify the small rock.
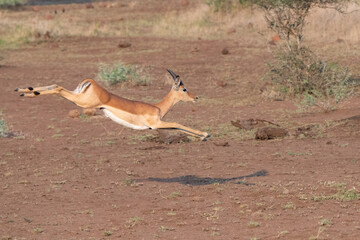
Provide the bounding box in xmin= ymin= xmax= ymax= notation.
xmin=68 ymin=109 xmax=81 ymax=118
xmin=221 ymin=48 xmax=229 ymax=55
xmin=118 ymin=42 xmax=131 ymax=48
xmin=190 ymin=47 xmax=199 ymax=53
xmin=86 ymin=3 xmax=94 ymax=9
xmin=216 ymin=80 xmax=227 ymax=88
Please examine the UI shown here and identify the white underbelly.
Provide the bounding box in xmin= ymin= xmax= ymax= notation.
xmin=102 ymin=109 xmax=149 ymax=130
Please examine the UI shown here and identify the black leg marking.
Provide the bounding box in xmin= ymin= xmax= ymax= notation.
xmin=28 ymin=87 xmax=33 ymax=91
xmin=34 ymin=91 xmax=40 ymax=95
xmin=20 ymin=93 xmax=24 ymax=97
xmin=14 ymin=88 xmax=19 ymax=92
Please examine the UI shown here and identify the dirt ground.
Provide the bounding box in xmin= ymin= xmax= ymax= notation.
xmin=1 ymin=1 xmax=360 ymax=239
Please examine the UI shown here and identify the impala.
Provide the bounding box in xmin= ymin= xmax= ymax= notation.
xmin=15 ymin=69 xmax=210 ymax=140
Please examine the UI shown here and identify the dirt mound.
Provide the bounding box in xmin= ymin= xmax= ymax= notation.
xmin=255 ymin=127 xmax=288 ymax=140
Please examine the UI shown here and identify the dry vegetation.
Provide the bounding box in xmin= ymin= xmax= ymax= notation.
xmin=2 ymin=1 xmax=360 ymax=45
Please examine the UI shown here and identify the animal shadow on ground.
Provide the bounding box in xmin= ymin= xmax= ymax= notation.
xmin=136 ymin=170 xmax=268 ymax=186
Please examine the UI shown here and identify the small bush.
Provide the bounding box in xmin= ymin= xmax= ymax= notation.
xmin=206 ymin=0 xmax=251 ymax=12
xmin=206 ymin=0 xmax=236 ymax=12
xmin=312 ymin=184 xmax=359 ymax=201
xmin=97 ymin=63 xmax=149 ymax=87
xmin=265 ymin=45 xmax=356 ymax=110
xmin=0 ymin=0 xmax=27 ymax=8
xmin=0 ymin=111 xmax=8 ymax=138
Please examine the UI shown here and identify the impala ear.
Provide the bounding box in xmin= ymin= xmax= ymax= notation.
xmin=167 ymin=69 xmax=183 ymax=90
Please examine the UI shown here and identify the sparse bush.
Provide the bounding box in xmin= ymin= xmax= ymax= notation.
xmin=0 ymin=111 xmax=8 ymax=138
xmin=266 ymin=45 xmax=355 ymax=110
xmin=97 ymin=63 xmax=150 ymax=87
xmin=0 ymin=0 xmax=27 ymax=8
xmin=312 ymin=183 xmax=359 ymax=201
xmin=0 ymin=119 xmax=8 ymax=137
xmin=206 ymin=0 xmax=252 ymax=12
xmin=254 ymin=0 xmax=357 ymax=110
xmin=206 ymin=0 xmax=236 ymax=12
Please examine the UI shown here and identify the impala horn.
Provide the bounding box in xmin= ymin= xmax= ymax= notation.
xmin=167 ymin=69 xmax=183 ymax=86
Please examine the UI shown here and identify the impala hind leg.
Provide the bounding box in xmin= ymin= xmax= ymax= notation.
xmin=153 ymin=121 xmax=210 ymax=141
xmin=15 ymin=84 xmax=60 ymax=97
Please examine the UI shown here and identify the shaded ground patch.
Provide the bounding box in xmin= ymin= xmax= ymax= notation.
xmin=139 ymin=170 xmax=268 ymax=186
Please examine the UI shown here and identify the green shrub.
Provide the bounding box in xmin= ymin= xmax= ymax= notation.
xmin=97 ymin=63 xmax=150 ymax=87
xmin=0 ymin=0 xmax=27 ymax=8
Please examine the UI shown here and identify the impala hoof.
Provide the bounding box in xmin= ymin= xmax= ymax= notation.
xmin=20 ymin=93 xmax=24 ymax=97
xmin=14 ymin=88 xmax=19 ymax=92
xmin=201 ymin=133 xmax=210 ymax=141
xmin=34 ymin=91 xmax=40 ymax=95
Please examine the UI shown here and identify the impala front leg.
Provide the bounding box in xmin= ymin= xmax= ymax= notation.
xmin=153 ymin=121 xmax=210 ymax=141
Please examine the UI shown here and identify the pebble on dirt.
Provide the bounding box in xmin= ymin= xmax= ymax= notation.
xmin=68 ymin=109 xmax=81 ymax=118
xmin=118 ymin=42 xmax=132 ymax=48
xmin=216 ymin=80 xmax=227 ymax=88
xmin=221 ymin=48 xmax=229 ymax=55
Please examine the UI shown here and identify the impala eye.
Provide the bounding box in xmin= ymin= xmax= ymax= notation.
xmin=183 ymin=88 xmax=187 ymax=92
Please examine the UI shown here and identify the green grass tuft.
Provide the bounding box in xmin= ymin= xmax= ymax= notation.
xmin=0 ymin=0 xmax=27 ymax=8
xmin=312 ymin=183 xmax=360 ymax=202
xmin=97 ymin=63 xmax=150 ymax=87
xmin=0 ymin=111 xmax=8 ymax=138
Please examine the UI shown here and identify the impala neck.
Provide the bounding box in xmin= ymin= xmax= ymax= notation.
xmin=155 ymin=88 xmax=179 ymax=118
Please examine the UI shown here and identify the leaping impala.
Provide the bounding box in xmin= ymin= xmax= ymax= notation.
xmin=15 ymin=69 xmax=210 ymax=140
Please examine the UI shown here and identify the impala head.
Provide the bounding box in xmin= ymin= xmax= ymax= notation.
xmin=167 ymin=69 xmax=198 ymax=102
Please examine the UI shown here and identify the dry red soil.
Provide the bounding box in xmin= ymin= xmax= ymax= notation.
xmin=1 ymin=1 xmax=360 ymax=239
